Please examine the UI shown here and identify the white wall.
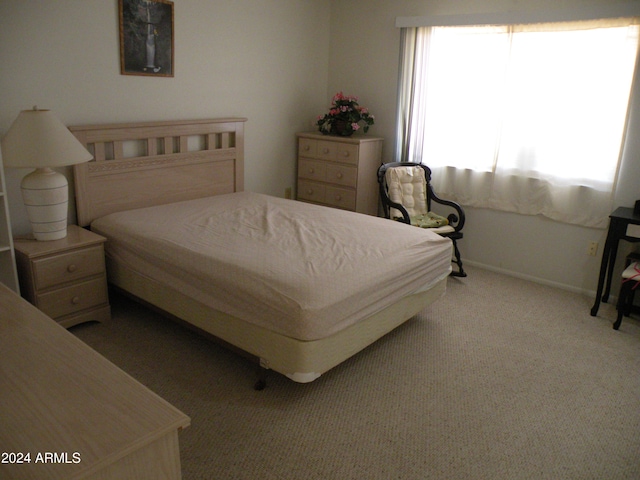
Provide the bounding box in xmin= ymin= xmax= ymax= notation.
xmin=0 ymin=0 xmax=330 ymax=234
xmin=328 ymin=0 xmax=640 ymax=294
xmin=2 ymin=0 xmax=638 ymax=295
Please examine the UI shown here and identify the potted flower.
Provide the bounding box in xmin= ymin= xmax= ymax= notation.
xmin=316 ymin=92 xmax=375 ymax=136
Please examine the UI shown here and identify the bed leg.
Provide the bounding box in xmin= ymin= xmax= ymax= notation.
xmin=254 ymin=365 xmax=268 ymax=391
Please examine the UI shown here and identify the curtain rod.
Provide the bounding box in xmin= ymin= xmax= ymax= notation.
xmin=396 ymin=2 xmax=640 ymax=28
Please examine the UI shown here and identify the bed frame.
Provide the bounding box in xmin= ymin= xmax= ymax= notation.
xmin=71 ymin=118 xmax=446 ymax=387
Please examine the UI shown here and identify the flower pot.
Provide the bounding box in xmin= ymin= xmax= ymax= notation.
xmin=332 ymin=120 xmax=353 ymax=136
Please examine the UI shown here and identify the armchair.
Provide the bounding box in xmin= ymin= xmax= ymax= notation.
xmin=378 ymin=162 xmax=466 ymax=277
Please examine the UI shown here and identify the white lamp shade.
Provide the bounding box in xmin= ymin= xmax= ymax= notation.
xmin=1 ymin=108 xmax=93 ymax=168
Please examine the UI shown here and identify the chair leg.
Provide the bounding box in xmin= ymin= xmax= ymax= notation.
xmin=614 ymin=282 xmax=631 ymax=330
xmin=613 ymin=307 xmax=624 ymax=330
xmin=450 ymin=239 xmax=467 ymax=278
xmin=624 ymin=288 xmax=636 ymax=316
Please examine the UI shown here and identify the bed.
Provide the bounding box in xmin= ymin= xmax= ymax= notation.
xmin=71 ymin=118 xmax=452 ymax=385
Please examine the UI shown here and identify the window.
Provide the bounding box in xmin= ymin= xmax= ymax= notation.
xmin=397 ymin=19 xmax=639 ymax=228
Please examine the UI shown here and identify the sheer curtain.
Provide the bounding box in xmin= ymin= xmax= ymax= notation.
xmin=397 ymin=20 xmax=639 ymax=228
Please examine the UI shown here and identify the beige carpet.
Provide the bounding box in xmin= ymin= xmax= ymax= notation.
xmin=72 ymin=265 xmax=640 ymax=479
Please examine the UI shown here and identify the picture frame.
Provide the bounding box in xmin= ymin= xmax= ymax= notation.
xmin=119 ymin=0 xmax=174 ymax=77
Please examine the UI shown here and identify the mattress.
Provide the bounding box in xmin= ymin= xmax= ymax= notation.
xmin=91 ymin=192 xmax=452 ymax=341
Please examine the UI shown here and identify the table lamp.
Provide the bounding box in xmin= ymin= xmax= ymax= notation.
xmin=1 ymin=107 xmax=93 ymax=241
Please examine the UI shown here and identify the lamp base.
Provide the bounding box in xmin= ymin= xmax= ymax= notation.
xmin=21 ymin=168 xmax=68 ymax=241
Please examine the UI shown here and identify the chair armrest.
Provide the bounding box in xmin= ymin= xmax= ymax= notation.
xmin=429 ymin=190 xmax=465 ymax=232
xmin=385 ymin=198 xmax=412 ymax=225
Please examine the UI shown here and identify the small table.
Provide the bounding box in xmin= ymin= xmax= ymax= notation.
xmin=590 ymin=206 xmax=640 ymax=316
xmin=14 ymin=225 xmax=110 ymax=327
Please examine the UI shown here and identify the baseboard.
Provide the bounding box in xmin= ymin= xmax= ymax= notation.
xmin=464 ymin=260 xmax=598 ymax=298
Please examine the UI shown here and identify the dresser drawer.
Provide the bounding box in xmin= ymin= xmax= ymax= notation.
xmin=325 ymin=186 xmax=356 ymax=210
xmin=36 ymin=277 xmax=108 ymax=319
xmin=32 ymin=245 xmax=105 ymax=290
xmin=299 ymin=158 xmax=357 ymax=189
xmin=316 ymin=140 xmax=337 ymax=161
xmin=334 ymin=143 xmax=359 ymax=165
xmin=297 ymin=180 xmax=326 ymax=204
xmin=298 ymin=138 xmax=317 ymax=157
xmin=300 ymin=138 xmax=360 ymax=164
xmin=326 ymin=163 xmax=357 ymax=187
xmin=298 ymin=158 xmax=328 ymax=182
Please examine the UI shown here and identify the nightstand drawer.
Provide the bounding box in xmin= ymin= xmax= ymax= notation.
xmin=37 ymin=277 xmax=108 ymax=319
xmin=32 ymin=245 xmax=105 ymax=290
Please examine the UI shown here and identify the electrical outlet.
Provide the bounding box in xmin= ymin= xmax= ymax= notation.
xmin=587 ymin=241 xmax=598 ymax=257
xmin=284 ymin=187 xmax=292 ymax=199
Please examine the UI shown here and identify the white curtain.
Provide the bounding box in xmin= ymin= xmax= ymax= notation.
xmin=397 ymin=20 xmax=639 ymax=228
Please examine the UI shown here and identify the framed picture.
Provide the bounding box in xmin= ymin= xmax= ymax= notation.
xmin=119 ymin=0 xmax=174 ymax=77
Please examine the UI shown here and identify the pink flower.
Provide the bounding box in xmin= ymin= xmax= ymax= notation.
xmin=351 ymin=123 xmax=360 ymax=130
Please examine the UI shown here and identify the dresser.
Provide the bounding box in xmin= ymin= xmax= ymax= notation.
xmin=296 ymin=132 xmax=383 ymax=216
xmin=14 ymin=224 xmax=110 ymax=328
xmin=0 ymin=282 xmax=190 ymax=480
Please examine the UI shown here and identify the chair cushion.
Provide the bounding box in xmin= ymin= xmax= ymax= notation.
xmin=385 ymin=166 xmax=452 ymax=231
xmin=622 ymin=262 xmax=640 ymax=281
xmin=385 ymin=166 xmax=429 ymax=218
xmin=410 ymin=212 xmax=450 ymax=229
xmin=428 ymin=224 xmax=455 ymax=234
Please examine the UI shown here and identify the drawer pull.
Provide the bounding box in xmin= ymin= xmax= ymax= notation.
xmin=335 ymin=195 xmax=342 ymax=201
xmin=322 ymin=148 xmax=330 ymax=154
xmin=308 ymin=168 xmax=315 ymax=174
xmin=67 ymin=264 xmax=77 ymax=273
xmin=71 ymin=296 xmax=81 ymax=305
xmin=342 ymin=151 xmax=350 ymax=157
xmin=336 ymin=173 xmax=343 ymax=179
xmin=303 ymin=145 xmax=310 ymax=151
xmin=307 ymin=189 xmax=314 ymax=195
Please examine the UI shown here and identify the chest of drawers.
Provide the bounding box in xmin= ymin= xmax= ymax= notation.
xmin=296 ymin=132 xmax=383 ymax=215
xmin=14 ymin=225 xmax=110 ymax=328
xmin=0 ymin=282 xmax=189 ymax=480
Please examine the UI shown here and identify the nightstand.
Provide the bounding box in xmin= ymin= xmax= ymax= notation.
xmin=14 ymin=225 xmax=110 ymax=328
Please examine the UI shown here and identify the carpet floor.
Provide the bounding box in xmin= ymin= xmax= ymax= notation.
xmin=72 ymin=265 xmax=640 ymax=479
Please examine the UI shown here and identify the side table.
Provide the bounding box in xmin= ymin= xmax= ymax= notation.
xmin=14 ymin=224 xmax=110 ymax=327
xmin=590 ymin=206 xmax=640 ymax=316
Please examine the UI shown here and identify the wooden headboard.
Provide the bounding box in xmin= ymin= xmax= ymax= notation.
xmin=71 ymin=118 xmax=247 ymax=226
